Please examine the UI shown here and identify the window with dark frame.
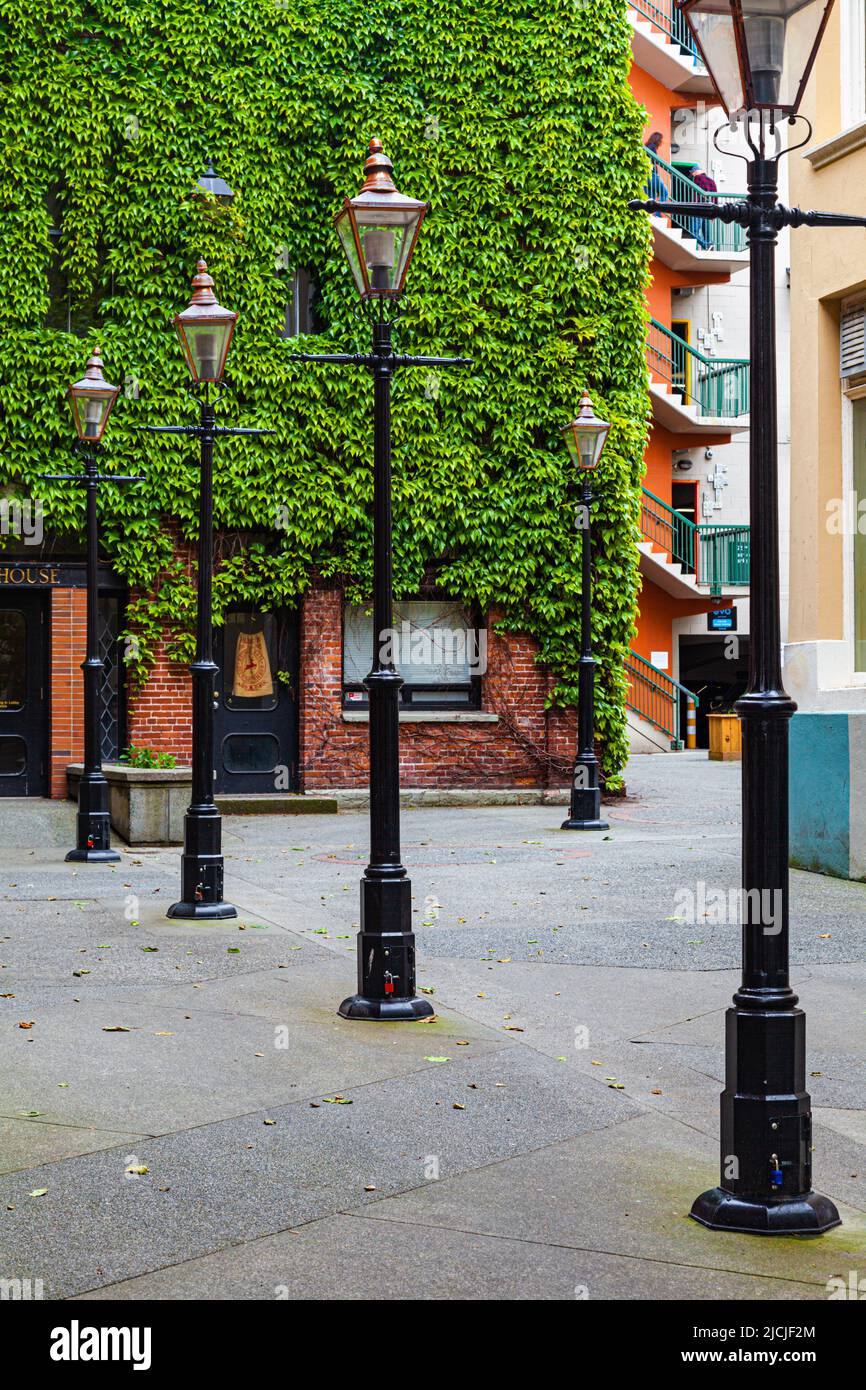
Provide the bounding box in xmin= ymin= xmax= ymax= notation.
xmin=279 ymin=267 xmax=320 ymax=338
xmin=45 ymin=180 xmax=103 ymax=336
xmin=342 ymin=599 xmax=483 ymax=710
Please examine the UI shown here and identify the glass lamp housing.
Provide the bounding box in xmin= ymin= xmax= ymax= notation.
xmin=68 ymin=349 xmax=119 ymax=443
xmin=680 ymin=0 xmax=835 ymax=116
xmin=196 ymin=158 xmax=235 ymax=205
xmin=563 ymin=392 xmax=611 ymax=471
xmin=335 ymin=139 xmax=428 ymax=299
xmin=174 ymin=260 xmax=238 ymax=383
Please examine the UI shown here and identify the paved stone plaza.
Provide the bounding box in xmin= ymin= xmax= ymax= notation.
xmin=0 ymin=753 xmax=864 ymax=1300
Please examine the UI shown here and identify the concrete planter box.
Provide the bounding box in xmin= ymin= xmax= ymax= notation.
xmin=67 ymin=763 xmax=191 ymax=846
xmin=707 ymin=712 xmax=742 ymax=761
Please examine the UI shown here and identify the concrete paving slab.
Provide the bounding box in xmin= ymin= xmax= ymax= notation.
xmin=353 ymin=1109 xmax=866 ymax=1291
xmin=0 ymin=1048 xmax=639 ymax=1298
xmin=410 ymin=958 xmax=739 ymax=1058
xmin=0 ymin=1117 xmax=141 ymax=1176
xmin=816 ymin=1108 xmax=866 ymax=1147
xmin=633 ymin=966 xmax=866 ymax=1058
xmin=0 ymin=965 xmax=508 ymax=1135
xmin=73 ymin=1212 xmax=824 ymax=1302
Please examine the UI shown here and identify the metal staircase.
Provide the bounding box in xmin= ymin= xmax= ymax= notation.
xmin=626 ymin=650 xmax=698 ymax=751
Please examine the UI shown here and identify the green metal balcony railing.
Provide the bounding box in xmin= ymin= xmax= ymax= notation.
xmin=640 ymin=487 xmax=750 ymax=594
xmin=648 ymin=319 xmax=749 ymax=420
xmin=645 ymin=151 xmax=748 ymax=254
xmin=629 ymin=0 xmax=701 ymax=59
xmin=626 ymin=650 xmax=698 ymax=749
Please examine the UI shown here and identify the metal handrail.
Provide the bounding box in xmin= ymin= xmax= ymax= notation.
xmin=647 ymin=319 xmax=750 ymax=420
xmin=628 ymin=0 xmax=701 ymax=59
xmin=645 ymin=151 xmax=748 ymax=254
xmin=640 ymin=488 xmax=750 ymax=594
xmin=626 ymin=649 xmax=698 ymax=749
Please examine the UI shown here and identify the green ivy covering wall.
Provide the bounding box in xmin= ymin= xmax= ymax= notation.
xmin=0 ymin=0 xmax=650 ymax=783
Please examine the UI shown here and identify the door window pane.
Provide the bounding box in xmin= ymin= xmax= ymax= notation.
xmin=0 ymin=736 xmax=26 ymax=776
xmin=224 ymin=611 xmax=279 ymax=711
xmin=0 ymin=611 xmax=26 ymax=711
xmin=222 ymin=733 xmax=280 ymax=774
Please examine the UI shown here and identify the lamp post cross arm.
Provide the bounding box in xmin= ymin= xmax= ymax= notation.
xmin=136 ymin=423 xmax=274 ymax=439
xmin=39 ymin=472 xmax=144 ymax=484
xmin=285 ymin=351 xmax=374 ymax=366
xmin=784 ymin=207 xmax=866 ymax=230
xmin=628 ymin=197 xmax=748 ymax=224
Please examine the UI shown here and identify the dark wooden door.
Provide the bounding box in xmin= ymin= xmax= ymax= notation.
xmin=0 ymin=592 xmax=48 ymax=796
xmin=213 ymin=606 xmax=299 ymax=795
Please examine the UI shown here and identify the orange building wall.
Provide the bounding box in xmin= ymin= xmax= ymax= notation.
xmin=634 ymin=582 xmax=717 ymax=669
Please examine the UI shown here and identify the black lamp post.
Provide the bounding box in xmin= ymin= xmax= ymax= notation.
xmin=140 ymin=260 xmax=272 ymax=920
xmin=632 ymin=0 xmax=854 ymax=1235
xmin=561 ymin=392 xmax=610 ymax=832
xmin=289 ymin=139 xmax=469 ymax=1019
xmin=44 ymin=350 xmax=142 ymax=862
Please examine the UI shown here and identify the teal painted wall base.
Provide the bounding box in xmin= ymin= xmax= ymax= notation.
xmin=789 ymin=712 xmax=860 ymax=879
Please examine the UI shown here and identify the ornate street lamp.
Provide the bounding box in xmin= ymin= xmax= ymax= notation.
xmin=173 ymin=260 xmax=238 ymax=385
xmin=631 ymin=0 xmax=854 ymax=1235
xmin=288 ymin=139 xmax=469 ymax=1019
xmin=680 ymin=0 xmax=834 ymax=115
xmin=334 ymin=139 xmax=427 ymax=299
xmin=43 ymin=350 xmax=142 ymax=862
xmin=561 ymin=392 xmax=610 ymax=832
xmin=140 ymin=261 xmax=271 ymax=920
xmin=68 ymin=350 xmax=119 ymax=444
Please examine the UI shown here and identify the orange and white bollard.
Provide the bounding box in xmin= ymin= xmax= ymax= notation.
xmin=686 ymin=697 xmax=697 ymax=750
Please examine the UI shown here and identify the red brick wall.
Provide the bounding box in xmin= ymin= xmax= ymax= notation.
xmin=49 ymin=587 xmax=86 ymax=798
xmin=299 ymin=585 xmax=574 ymax=791
xmin=126 ymin=636 xmax=192 ymax=761
xmin=49 ymin=564 xmax=576 ymax=795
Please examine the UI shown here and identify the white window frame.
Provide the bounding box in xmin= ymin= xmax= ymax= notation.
xmin=842 ymin=0 xmax=866 ymax=129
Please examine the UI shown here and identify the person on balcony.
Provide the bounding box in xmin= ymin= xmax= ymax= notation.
xmin=690 ymin=165 xmax=718 ymax=250
xmin=644 ymin=132 xmax=669 ymax=206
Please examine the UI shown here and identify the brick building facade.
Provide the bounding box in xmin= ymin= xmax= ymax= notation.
xmin=0 ymin=548 xmax=577 ymax=801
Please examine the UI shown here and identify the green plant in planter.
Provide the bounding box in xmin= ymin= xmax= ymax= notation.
xmin=119 ymin=745 xmax=178 ymax=771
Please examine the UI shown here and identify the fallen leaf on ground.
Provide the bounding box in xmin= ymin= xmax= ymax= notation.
xmin=28 ymin=1189 xmax=47 ymax=1198
xmin=424 ymin=1056 xmax=451 ymax=1063
xmin=102 ymin=1026 xmax=131 ymax=1033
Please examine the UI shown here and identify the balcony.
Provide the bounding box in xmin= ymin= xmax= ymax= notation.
xmin=645 ymin=153 xmax=750 ymax=275
xmin=639 ymin=487 xmax=750 ymax=598
xmin=647 ymin=319 xmax=749 ymax=436
xmin=627 ymin=1 xmax=715 ymax=95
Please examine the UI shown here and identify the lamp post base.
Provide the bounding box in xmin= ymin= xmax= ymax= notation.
xmin=560 ymin=816 xmax=609 ymax=831
xmin=338 ymin=993 xmax=435 ymax=1021
xmin=65 ymin=846 xmax=122 ymax=863
xmin=561 ymin=776 xmax=607 ymax=831
xmin=690 ymin=1186 xmax=841 ymax=1237
xmin=166 ymin=898 xmax=238 ymax=921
